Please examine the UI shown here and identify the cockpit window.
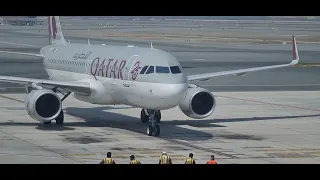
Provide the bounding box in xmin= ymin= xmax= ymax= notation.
xmin=170 ymin=66 xmax=181 ymax=74
xmin=140 ymin=66 xmax=149 ymax=74
xmin=156 ymin=66 xmax=170 ymax=73
xmin=145 ymin=66 xmax=154 ymax=74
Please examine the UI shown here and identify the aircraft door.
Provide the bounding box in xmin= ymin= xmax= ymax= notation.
xmin=123 ymin=55 xmax=139 ymax=87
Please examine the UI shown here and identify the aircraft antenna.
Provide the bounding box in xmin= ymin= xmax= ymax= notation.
xmin=88 ymin=39 xmax=91 ymax=46
xmin=151 ymin=42 xmax=153 ymax=50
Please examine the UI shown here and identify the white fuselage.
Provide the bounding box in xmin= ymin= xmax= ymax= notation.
xmin=40 ymin=43 xmax=189 ymax=110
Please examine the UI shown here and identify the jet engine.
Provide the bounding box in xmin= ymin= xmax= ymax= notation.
xmin=179 ymin=87 xmax=216 ymax=119
xmin=24 ymin=89 xmax=62 ymax=122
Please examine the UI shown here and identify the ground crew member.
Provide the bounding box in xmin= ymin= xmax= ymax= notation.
xmin=99 ymin=152 xmax=116 ymax=164
xmin=206 ymin=155 xmax=217 ymax=164
xmin=129 ymin=155 xmax=141 ymax=164
xmin=159 ymin=152 xmax=172 ymax=164
xmin=185 ymin=153 xmax=196 ymax=164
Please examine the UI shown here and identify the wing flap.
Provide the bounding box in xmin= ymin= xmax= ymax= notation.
xmin=0 ymin=76 xmax=91 ymax=95
xmin=187 ymin=35 xmax=300 ymax=81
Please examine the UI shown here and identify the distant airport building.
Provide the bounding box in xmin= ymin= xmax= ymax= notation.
xmin=2 ymin=16 xmax=37 ymax=26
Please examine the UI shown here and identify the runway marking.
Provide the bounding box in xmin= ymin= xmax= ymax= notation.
xmin=282 ymin=35 xmax=309 ymax=37
xmin=61 ymin=153 xmax=96 ymax=157
xmin=0 ymin=41 xmax=39 ymax=47
xmin=0 ymin=87 xmax=25 ymax=90
xmin=217 ymin=95 xmax=320 ymax=112
xmin=0 ymin=94 xmax=23 ymax=103
xmin=293 ymin=63 xmax=320 ymax=68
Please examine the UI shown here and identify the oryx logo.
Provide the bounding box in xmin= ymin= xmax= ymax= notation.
xmin=48 ymin=16 xmax=57 ymax=39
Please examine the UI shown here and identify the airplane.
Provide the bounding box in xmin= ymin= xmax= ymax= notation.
xmin=0 ymin=16 xmax=300 ymax=137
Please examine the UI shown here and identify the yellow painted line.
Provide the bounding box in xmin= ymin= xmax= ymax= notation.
xmin=61 ymin=153 xmax=96 ymax=157
xmin=293 ymin=63 xmax=320 ymax=68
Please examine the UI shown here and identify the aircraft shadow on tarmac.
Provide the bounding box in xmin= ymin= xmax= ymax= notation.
xmin=63 ymin=106 xmax=216 ymax=141
xmin=1 ymin=106 xmax=320 ymax=142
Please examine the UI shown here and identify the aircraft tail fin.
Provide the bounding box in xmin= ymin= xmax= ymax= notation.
xmin=48 ymin=16 xmax=67 ymax=45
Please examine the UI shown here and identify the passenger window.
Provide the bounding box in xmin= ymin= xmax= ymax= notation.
xmin=170 ymin=66 xmax=181 ymax=74
xmin=140 ymin=66 xmax=149 ymax=74
xmin=145 ymin=66 xmax=154 ymax=74
xmin=156 ymin=66 xmax=170 ymax=73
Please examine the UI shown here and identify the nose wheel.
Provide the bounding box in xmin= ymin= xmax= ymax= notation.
xmin=144 ymin=109 xmax=161 ymax=137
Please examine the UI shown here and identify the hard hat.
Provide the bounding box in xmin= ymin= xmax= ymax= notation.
xmin=162 ymin=151 xmax=167 ymax=155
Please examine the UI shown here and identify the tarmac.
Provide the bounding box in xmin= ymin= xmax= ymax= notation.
xmin=0 ymin=17 xmax=319 ymax=163
xmin=0 ymin=92 xmax=319 ymax=164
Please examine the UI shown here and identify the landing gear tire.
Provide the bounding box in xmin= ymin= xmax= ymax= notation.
xmin=146 ymin=109 xmax=161 ymax=137
xmin=55 ymin=110 xmax=64 ymax=125
xmin=154 ymin=124 xmax=160 ymax=136
xmin=141 ymin=109 xmax=149 ymax=123
xmin=43 ymin=121 xmax=51 ymax=125
xmin=146 ymin=124 xmax=160 ymax=137
xmin=155 ymin=110 xmax=161 ymax=123
xmin=147 ymin=125 xmax=153 ymax=136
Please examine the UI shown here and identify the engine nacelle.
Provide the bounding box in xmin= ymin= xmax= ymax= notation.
xmin=24 ymin=89 xmax=62 ymax=122
xmin=179 ymin=87 xmax=216 ymax=119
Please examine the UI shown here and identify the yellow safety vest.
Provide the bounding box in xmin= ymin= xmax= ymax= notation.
xmin=130 ymin=159 xmax=140 ymax=164
xmin=185 ymin=158 xmax=194 ymax=164
xmin=160 ymin=155 xmax=170 ymax=164
xmin=104 ymin=158 xmax=114 ymax=164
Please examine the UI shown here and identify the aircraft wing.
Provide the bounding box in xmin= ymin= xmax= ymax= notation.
xmin=0 ymin=76 xmax=91 ymax=95
xmin=0 ymin=50 xmax=43 ymax=58
xmin=187 ymin=35 xmax=299 ymax=81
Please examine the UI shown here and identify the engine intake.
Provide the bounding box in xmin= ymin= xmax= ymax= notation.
xmin=179 ymin=87 xmax=216 ymax=119
xmin=24 ymin=90 xmax=62 ymax=122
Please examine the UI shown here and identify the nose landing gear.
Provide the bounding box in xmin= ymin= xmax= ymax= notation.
xmin=141 ymin=109 xmax=161 ymax=123
xmin=142 ymin=109 xmax=161 ymax=136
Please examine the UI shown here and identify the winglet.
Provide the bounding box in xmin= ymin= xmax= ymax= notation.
xmin=291 ymin=35 xmax=299 ymax=65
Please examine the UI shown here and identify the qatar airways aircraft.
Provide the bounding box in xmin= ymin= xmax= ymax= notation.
xmin=0 ymin=16 xmax=300 ymax=136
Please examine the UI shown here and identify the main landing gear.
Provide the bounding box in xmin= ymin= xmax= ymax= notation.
xmin=141 ymin=109 xmax=161 ymax=137
xmin=43 ymin=90 xmax=71 ymax=125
